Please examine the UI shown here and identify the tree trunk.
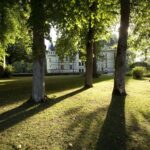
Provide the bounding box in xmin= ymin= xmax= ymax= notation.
xmin=85 ymin=27 xmax=94 ymax=88
xmin=3 ymin=53 xmax=6 ymax=68
xmin=45 ymin=55 xmax=48 ymax=74
xmin=113 ymin=0 xmax=130 ymax=96
xmin=93 ymin=41 xmax=98 ymax=78
xmin=31 ymin=0 xmax=46 ymax=102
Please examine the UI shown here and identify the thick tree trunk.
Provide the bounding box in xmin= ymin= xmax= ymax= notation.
xmin=93 ymin=41 xmax=99 ymax=78
xmin=113 ymin=0 xmax=130 ymax=96
xmin=45 ymin=56 xmax=48 ymax=74
xmin=85 ymin=1 xmax=98 ymax=83
xmin=85 ymin=27 xmax=94 ymax=88
xmin=32 ymin=58 xmax=45 ymax=102
xmin=31 ymin=0 xmax=46 ymax=102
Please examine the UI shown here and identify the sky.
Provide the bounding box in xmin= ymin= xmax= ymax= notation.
xmin=45 ymin=28 xmax=57 ymax=50
xmin=45 ymin=25 xmax=120 ymax=49
xmin=112 ymin=23 xmax=120 ymax=39
xmin=44 ymin=25 xmax=145 ymax=62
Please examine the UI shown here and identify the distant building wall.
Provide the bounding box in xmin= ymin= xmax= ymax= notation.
xmin=46 ymin=48 xmax=116 ymax=73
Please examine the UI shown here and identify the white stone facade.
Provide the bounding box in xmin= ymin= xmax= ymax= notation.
xmin=96 ymin=50 xmax=116 ymax=73
xmin=46 ymin=47 xmax=116 ymax=74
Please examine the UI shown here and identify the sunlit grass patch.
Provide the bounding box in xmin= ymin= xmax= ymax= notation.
xmin=0 ymin=75 xmax=150 ymax=150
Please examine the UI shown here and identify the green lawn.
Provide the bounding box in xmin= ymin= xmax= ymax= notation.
xmin=0 ymin=75 xmax=150 ymax=150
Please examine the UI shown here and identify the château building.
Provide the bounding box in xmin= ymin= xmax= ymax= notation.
xmin=46 ymin=43 xmax=116 ymax=74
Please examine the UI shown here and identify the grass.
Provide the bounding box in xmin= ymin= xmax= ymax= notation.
xmin=0 ymin=75 xmax=150 ymax=150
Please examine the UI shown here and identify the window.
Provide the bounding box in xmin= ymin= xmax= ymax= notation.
xmin=79 ymin=62 xmax=81 ymax=66
xmin=61 ymin=65 xmax=64 ymax=70
xmin=70 ymin=65 xmax=72 ymax=70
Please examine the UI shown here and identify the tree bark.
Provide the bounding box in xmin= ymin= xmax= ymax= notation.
xmin=93 ymin=41 xmax=99 ymax=78
xmin=3 ymin=53 xmax=6 ymax=68
xmin=113 ymin=0 xmax=130 ymax=96
xmin=31 ymin=0 xmax=46 ymax=102
xmin=85 ymin=26 xmax=94 ymax=88
xmin=85 ymin=1 xmax=98 ymax=87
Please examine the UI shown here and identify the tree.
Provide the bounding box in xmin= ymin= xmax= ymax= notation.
xmin=93 ymin=41 xmax=98 ymax=78
xmin=113 ymin=0 xmax=130 ymax=95
xmin=48 ymin=0 xmax=118 ymax=87
xmin=85 ymin=1 xmax=99 ymax=85
xmin=85 ymin=23 xmax=94 ymax=87
xmin=6 ymin=40 xmax=32 ymax=65
xmin=55 ymin=30 xmax=79 ymax=61
xmin=128 ymin=0 xmax=150 ymax=64
xmin=30 ymin=0 xmax=46 ymax=102
xmin=85 ymin=0 xmax=119 ymax=84
xmin=0 ymin=0 xmax=31 ymax=68
xmin=0 ymin=1 xmax=18 ymax=68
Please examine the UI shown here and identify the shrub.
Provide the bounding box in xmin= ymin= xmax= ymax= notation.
xmin=144 ymin=73 xmax=150 ymax=77
xmin=0 ymin=66 xmax=5 ymax=78
xmin=132 ymin=67 xmax=145 ymax=79
xmin=130 ymin=62 xmax=150 ymax=70
xmin=2 ymin=65 xmax=14 ymax=78
xmin=144 ymin=71 xmax=150 ymax=77
xmin=126 ymin=70 xmax=132 ymax=76
xmin=13 ymin=61 xmax=32 ymax=73
xmin=0 ymin=65 xmax=14 ymax=78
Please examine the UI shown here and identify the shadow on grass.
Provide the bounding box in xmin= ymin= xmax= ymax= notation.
xmin=0 ymin=75 xmax=113 ymax=107
xmin=57 ymin=105 xmax=108 ymax=150
xmin=0 ymin=87 xmax=87 ymax=132
xmin=95 ymin=95 xmax=127 ymax=150
xmin=93 ymin=75 xmax=113 ymax=83
xmin=127 ymin=112 xmax=150 ymax=150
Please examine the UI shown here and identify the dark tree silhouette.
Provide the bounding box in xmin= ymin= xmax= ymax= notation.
xmin=113 ymin=0 xmax=130 ymax=95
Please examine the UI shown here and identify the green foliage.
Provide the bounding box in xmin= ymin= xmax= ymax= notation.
xmin=0 ymin=1 xmax=31 ymax=64
xmin=127 ymin=51 xmax=136 ymax=65
xmin=132 ymin=66 xmax=146 ymax=79
xmin=6 ymin=40 xmax=32 ymax=64
xmin=129 ymin=0 xmax=150 ymax=61
xmin=30 ymin=0 xmax=46 ymax=60
xmin=0 ymin=3 xmax=27 ymax=45
xmin=0 ymin=65 xmax=14 ymax=78
xmin=0 ymin=45 xmax=5 ymax=64
xmin=55 ymin=31 xmax=79 ymax=60
xmin=47 ymin=0 xmax=119 ymax=57
xmin=144 ymin=72 xmax=150 ymax=77
xmin=13 ymin=61 xmax=32 ymax=73
xmin=4 ymin=65 xmax=14 ymax=78
xmin=126 ymin=70 xmax=132 ymax=76
xmin=0 ymin=66 xmax=4 ymax=77
xmin=130 ymin=62 xmax=150 ymax=70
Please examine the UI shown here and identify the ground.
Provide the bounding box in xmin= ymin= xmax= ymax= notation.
xmin=0 ymin=75 xmax=150 ymax=150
